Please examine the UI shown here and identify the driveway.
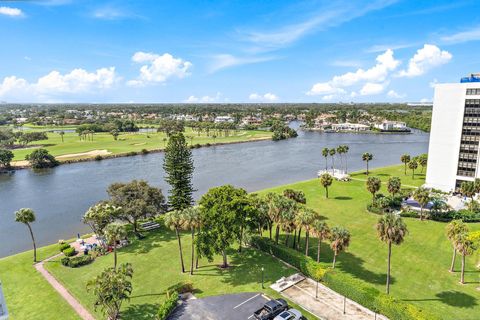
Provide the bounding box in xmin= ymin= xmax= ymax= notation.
xmin=169 ymin=292 xmax=269 ymax=320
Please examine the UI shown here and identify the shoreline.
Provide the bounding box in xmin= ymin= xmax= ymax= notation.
xmin=7 ymin=136 xmax=273 ymax=171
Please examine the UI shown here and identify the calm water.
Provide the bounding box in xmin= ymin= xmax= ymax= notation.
xmin=0 ymin=124 xmax=429 ymax=257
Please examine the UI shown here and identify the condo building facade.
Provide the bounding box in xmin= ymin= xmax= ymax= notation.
xmin=426 ymin=74 xmax=480 ymax=192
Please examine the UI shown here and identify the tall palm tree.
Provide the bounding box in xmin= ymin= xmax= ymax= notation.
xmin=279 ymin=205 xmax=297 ymax=247
xmin=446 ymin=220 xmax=468 ymax=272
xmin=182 ymin=207 xmax=201 ymax=275
xmin=376 ymin=213 xmax=408 ymax=294
xmin=296 ymin=207 xmax=317 ymax=256
xmin=336 ymin=146 xmax=344 ymax=172
xmin=330 ymin=226 xmax=351 ymax=268
xmin=319 ymin=173 xmax=333 ymax=198
xmin=164 ymin=210 xmax=186 ymax=273
xmin=15 ymin=208 xmax=37 ymax=262
xmin=366 ymin=177 xmax=381 ymax=204
xmin=343 ymin=145 xmax=350 ymax=173
xmin=400 ymin=154 xmax=410 ymax=175
xmin=104 ymin=222 xmax=127 ymax=270
xmin=413 ymin=187 xmax=431 ymax=221
xmin=454 ymin=232 xmax=475 ymax=284
xmin=387 ymin=177 xmax=402 ymax=197
xmin=312 ymin=221 xmax=330 ymax=262
xmin=408 ymin=159 xmax=418 ymax=179
xmin=362 ymin=152 xmax=373 ymax=175
xmin=59 ymin=131 xmax=65 ymax=143
xmin=329 ymin=148 xmax=336 ymax=172
xmin=321 ymin=148 xmax=329 ymax=170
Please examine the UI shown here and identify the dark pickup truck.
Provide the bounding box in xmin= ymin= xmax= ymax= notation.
xmin=253 ymin=298 xmax=288 ymax=320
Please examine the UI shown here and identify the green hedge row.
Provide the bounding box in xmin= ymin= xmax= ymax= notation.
xmin=157 ymin=292 xmax=178 ymax=320
xmin=61 ymin=255 xmax=94 ymax=268
xmin=251 ymin=236 xmax=439 ymax=320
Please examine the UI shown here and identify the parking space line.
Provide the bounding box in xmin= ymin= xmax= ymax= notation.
xmin=233 ymin=293 xmax=261 ymax=309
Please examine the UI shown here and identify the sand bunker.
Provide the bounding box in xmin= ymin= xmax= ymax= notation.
xmin=56 ymin=149 xmax=111 ymax=160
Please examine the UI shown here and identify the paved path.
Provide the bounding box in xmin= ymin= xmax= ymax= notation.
xmin=35 ymin=254 xmax=95 ymax=320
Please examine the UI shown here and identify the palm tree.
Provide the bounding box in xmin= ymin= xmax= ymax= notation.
xmin=418 ymin=154 xmax=428 ymax=173
xmin=329 ymin=148 xmax=336 ymax=172
xmin=376 ymin=213 xmax=408 ymax=294
xmin=387 ymin=177 xmax=401 ymax=197
xmin=330 ymin=226 xmax=350 ymax=268
xmin=164 ymin=210 xmax=186 ymax=273
xmin=336 ymin=146 xmax=344 ymax=172
xmin=312 ymin=221 xmax=330 ymax=262
xmin=319 ymin=173 xmax=333 ymax=198
xmin=321 ymin=148 xmax=329 ymax=170
xmin=413 ymin=187 xmax=431 ymax=220
xmin=296 ymin=207 xmax=317 ymax=256
xmin=362 ymin=152 xmax=373 ymax=175
xmin=408 ymin=160 xmax=418 ymax=179
xmin=59 ymin=131 xmax=65 ymax=143
xmin=182 ymin=207 xmax=201 ymax=275
xmin=104 ymin=223 xmax=127 ymax=270
xmin=279 ymin=205 xmax=297 ymax=247
xmin=366 ymin=177 xmax=381 ymax=204
xmin=455 ymin=232 xmax=475 ymax=284
xmin=446 ymin=220 xmax=468 ymax=272
xmin=343 ymin=145 xmax=350 ymax=173
xmin=400 ymin=154 xmax=410 ymax=175
xmin=14 ymin=208 xmax=37 ymax=262
xmin=460 ymin=181 xmax=476 ymax=200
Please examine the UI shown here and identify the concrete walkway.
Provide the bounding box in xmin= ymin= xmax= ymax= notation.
xmin=35 ymin=254 xmax=95 ymax=320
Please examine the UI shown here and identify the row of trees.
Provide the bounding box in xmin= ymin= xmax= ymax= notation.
xmin=400 ymin=153 xmax=427 ymax=178
xmin=321 ymin=145 xmax=350 ymax=173
xmin=0 ymin=128 xmax=48 ymax=148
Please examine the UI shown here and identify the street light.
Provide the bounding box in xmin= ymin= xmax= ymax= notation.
xmin=261 ymin=267 xmax=265 ymax=289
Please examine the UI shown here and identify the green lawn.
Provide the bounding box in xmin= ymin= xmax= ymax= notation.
xmin=260 ymin=166 xmax=480 ymax=320
xmin=9 ymin=127 xmax=272 ymax=161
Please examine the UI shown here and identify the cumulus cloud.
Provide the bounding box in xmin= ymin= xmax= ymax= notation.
xmin=307 ymin=49 xmax=399 ymax=97
xmin=387 ymin=90 xmax=405 ymax=99
xmin=0 ymin=67 xmax=118 ymax=101
xmin=397 ymin=44 xmax=452 ymax=77
xmin=249 ymin=92 xmax=279 ymax=102
xmin=184 ymin=92 xmax=223 ymax=103
xmin=0 ymin=6 xmax=23 ymax=17
xmin=128 ymin=52 xmax=192 ymax=86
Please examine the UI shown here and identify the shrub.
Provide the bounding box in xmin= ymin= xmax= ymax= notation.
xmin=61 ymin=257 xmax=70 ymax=266
xmin=61 ymin=255 xmax=94 ymax=268
xmin=126 ymin=151 xmax=138 ymax=156
xmin=62 ymin=247 xmax=76 ymax=257
xmin=141 ymin=148 xmax=149 ymax=155
xmin=94 ymin=155 xmax=103 ymax=161
xmin=250 ymin=236 xmax=439 ymax=320
xmin=157 ymin=291 xmax=179 ymax=320
xmin=59 ymin=243 xmax=71 ymax=252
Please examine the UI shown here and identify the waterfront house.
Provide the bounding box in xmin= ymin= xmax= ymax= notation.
xmin=214 ymin=115 xmax=234 ymax=123
xmin=331 ymin=122 xmax=369 ymax=132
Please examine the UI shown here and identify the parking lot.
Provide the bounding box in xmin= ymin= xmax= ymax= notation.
xmin=168 ymin=292 xmax=270 ymax=320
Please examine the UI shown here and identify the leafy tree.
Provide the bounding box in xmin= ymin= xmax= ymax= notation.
xmin=400 ymin=154 xmax=411 ymax=175
xmin=376 ymin=213 xmax=408 ymax=294
xmin=248 ymin=194 xmax=270 ymax=237
xmin=362 ymin=152 xmax=373 ymax=175
xmin=387 ymin=177 xmax=401 ymax=197
xmin=87 ymin=263 xmax=133 ymax=320
xmin=18 ymin=132 xmax=48 ymax=145
xmin=163 ymin=133 xmax=195 ymax=211
xmin=110 ymin=130 xmax=119 ymax=141
xmin=312 ymin=221 xmax=330 ymax=262
xmin=413 ymin=187 xmax=431 ymax=220
xmin=164 ymin=210 xmax=186 ymax=273
xmin=25 ymin=148 xmax=59 ymax=169
xmin=83 ymin=203 xmax=121 ymax=238
xmin=15 ymin=208 xmax=37 ymax=262
xmin=321 ymin=148 xmax=329 ymax=170
xmin=460 ymin=181 xmax=476 ymax=200
xmin=0 ymin=148 xmax=14 ymax=169
xmin=408 ymin=160 xmax=418 ymax=179
xmin=181 ymin=206 xmax=201 ymax=275
xmin=330 ymin=227 xmax=350 ymax=268
xmin=446 ymin=220 xmax=468 ymax=272
xmin=366 ymin=177 xmax=381 ymax=204
xmin=319 ymin=173 xmax=333 ymax=198
xmin=104 ymin=223 xmax=127 ymax=270
xmin=107 ymin=180 xmax=166 ymax=237
xmin=197 ymin=185 xmax=249 ymax=268
xmin=455 ymin=232 xmax=476 ymax=284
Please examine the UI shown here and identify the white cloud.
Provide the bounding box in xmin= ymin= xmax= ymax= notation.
xmin=209 ymin=54 xmax=276 ymax=73
xmin=0 ymin=6 xmax=23 ymax=17
xmin=0 ymin=67 xmax=118 ymax=101
xmin=249 ymin=92 xmax=279 ymax=102
xmin=307 ymin=49 xmax=399 ymax=97
xmin=397 ymin=44 xmax=452 ymax=78
xmin=360 ymin=82 xmax=387 ymax=96
xmin=387 ymin=90 xmax=405 ymax=99
xmin=441 ymin=26 xmax=480 ymax=44
xmin=128 ymin=52 xmax=192 ymax=86
xmin=184 ymin=92 xmax=223 ymax=103
xmin=365 ymin=43 xmax=415 ymax=53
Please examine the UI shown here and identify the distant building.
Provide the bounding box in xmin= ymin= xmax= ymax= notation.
xmin=331 ymin=122 xmax=369 ymax=132
xmin=214 ymin=116 xmax=234 ymax=123
xmin=374 ymin=121 xmax=408 ymax=131
xmin=426 ymin=73 xmax=480 ymax=191
xmin=63 ymin=118 xmax=81 ymax=125
xmin=241 ymin=116 xmax=262 ymax=126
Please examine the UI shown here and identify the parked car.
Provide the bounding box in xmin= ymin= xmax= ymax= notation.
xmin=253 ymin=298 xmax=288 ymax=320
xmin=274 ymin=308 xmax=303 ymax=320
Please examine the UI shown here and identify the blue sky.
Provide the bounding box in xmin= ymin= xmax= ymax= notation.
xmin=0 ymin=0 xmax=480 ymax=103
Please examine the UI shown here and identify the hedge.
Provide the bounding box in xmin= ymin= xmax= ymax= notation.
xmin=62 ymin=247 xmax=76 ymax=257
xmin=251 ymin=236 xmax=439 ymax=320
xmin=61 ymin=255 xmax=94 ymax=268
xmin=157 ymin=292 xmax=179 ymax=320
xmin=59 ymin=243 xmax=71 ymax=252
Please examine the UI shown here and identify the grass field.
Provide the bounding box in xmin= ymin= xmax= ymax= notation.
xmin=260 ymin=165 xmax=480 ymax=320
xmin=6 ymin=126 xmax=272 ymax=162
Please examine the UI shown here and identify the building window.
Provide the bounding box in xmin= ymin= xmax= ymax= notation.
xmin=467 ymin=88 xmax=480 ymax=95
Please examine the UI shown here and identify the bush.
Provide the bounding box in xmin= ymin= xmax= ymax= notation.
xmin=94 ymin=155 xmax=103 ymax=161
xmin=126 ymin=151 xmax=138 ymax=156
xmin=157 ymin=291 xmax=179 ymax=320
xmin=59 ymin=243 xmax=71 ymax=252
xmin=62 ymin=247 xmax=76 ymax=257
xmin=250 ymin=236 xmax=439 ymax=320
xmin=141 ymin=148 xmax=149 ymax=155
xmin=61 ymin=255 xmax=94 ymax=268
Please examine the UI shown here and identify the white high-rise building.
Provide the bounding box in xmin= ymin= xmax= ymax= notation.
xmin=426 ymin=74 xmax=480 ymax=192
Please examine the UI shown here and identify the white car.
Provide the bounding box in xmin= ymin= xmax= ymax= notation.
xmin=273 ymin=308 xmax=303 ymax=320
